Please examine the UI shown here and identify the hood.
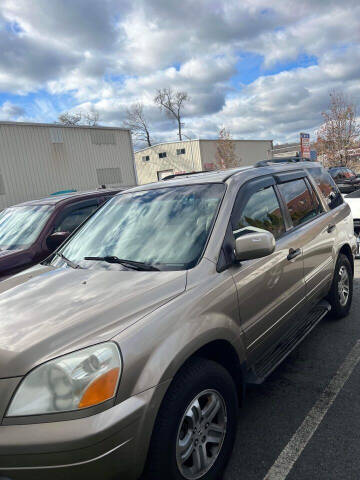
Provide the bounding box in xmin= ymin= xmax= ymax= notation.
xmin=0 ymin=248 xmax=28 ymax=280
xmin=0 ymin=265 xmax=186 ymax=378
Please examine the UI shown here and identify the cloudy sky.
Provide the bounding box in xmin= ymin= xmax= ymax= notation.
xmin=0 ymin=0 xmax=359 ymax=148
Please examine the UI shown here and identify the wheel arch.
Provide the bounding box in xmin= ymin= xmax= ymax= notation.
xmin=338 ymin=243 xmax=354 ymax=274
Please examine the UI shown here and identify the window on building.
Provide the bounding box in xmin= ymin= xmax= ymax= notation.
xmin=177 ymin=148 xmax=186 ymax=155
xmin=158 ymin=152 xmax=167 ymax=159
xmin=142 ymin=155 xmax=150 ymax=162
xmin=278 ymin=178 xmax=321 ymax=227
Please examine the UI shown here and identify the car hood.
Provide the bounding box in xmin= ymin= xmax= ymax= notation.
xmin=0 ymin=265 xmax=186 ymax=378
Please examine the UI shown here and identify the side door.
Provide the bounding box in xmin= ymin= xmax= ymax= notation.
xmin=229 ymin=175 xmax=307 ymax=363
xmin=276 ymin=172 xmax=335 ymax=306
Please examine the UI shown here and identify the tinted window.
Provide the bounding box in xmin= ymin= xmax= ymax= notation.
xmin=233 ymin=186 xmax=285 ymax=239
xmin=54 ymin=204 xmax=98 ymax=233
xmin=305 ymin=178 xmax=324 ymax=215
xmin=308 ymin=167 xmax=343 ymax=209
xmin=278 ymin=179 xmax=320 ymax=227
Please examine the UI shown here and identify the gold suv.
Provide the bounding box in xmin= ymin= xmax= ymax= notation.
xmin=0 ymin=161 xmax=355 ymax=480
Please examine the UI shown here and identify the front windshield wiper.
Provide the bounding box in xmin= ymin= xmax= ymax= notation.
xmin=56 ymin=252 xmax=81 ymax=269
xmin=84 ymin=256 xmax=159 ymax=271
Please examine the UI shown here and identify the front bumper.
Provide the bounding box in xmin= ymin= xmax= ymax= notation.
xmin=0 ymin=382 xmax=170 ymax=480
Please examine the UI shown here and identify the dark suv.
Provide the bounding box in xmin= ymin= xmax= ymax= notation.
xmin=0 ymin=189 xmax=122 ymax=280
xmin=328 ymin=166 xmax=360 ymax=193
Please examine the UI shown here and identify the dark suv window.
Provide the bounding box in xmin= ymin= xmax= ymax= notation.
xmin=329 ymin=167 xmax=356 ymax=180
xmin=278 ymin=178 xmax=320 ymax=227
xmin=54 ymin=203 xmax=99 ymax=233
xmin=233 ymin=185 xmax=285 ymax=239
xmin=308 ymin=166 xmax=343 ymax=209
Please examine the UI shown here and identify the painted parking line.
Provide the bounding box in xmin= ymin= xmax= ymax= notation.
xmin=264 ymin=339 xmax=360 ymax=480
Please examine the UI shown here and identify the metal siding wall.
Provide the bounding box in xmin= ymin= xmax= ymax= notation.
xmin=199 ymin=140 xmax=273 ymax=168
xmin=0 ymin=125 xmax=135 ymax=209
xmin=134 ymin=140 xmax=202 ymax=184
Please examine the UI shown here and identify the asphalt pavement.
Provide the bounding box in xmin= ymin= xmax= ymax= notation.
xmin=224 ymin=260 xmax=360 ymax=480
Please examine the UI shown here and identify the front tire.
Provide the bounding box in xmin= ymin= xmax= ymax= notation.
xmin=144 ymin=357 xmax=238 ymax=480
xmin=328 ymin=253 xmax=353 ymax=319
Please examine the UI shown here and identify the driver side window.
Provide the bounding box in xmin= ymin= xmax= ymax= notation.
xmin=232 ymin=185 xmax=286 ymax=240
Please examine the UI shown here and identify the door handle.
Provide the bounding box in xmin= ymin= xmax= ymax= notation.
xmin=287 ymin=248 xmax=301 ymax=261
xmin=327 ymin=224 xmax=336 ymax=233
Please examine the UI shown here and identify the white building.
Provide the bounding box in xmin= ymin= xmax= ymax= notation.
xmin=0 ymin=122 xmax=137 ymax=209
xmin=134 ymin=139 xmax=273 ymax=184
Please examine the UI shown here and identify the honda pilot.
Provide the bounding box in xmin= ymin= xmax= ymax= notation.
xmin=0 ymin=161 xmax=355 ymax=480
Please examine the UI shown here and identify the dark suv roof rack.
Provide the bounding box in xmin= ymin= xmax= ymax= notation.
xmin=255 ymin=157 xmax=311 ymax=167
xmin=161 ymin=171 xmax=209 ymax=180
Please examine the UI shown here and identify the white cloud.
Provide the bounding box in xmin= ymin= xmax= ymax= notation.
xmin=0 ymin=101 xmax=25 ymax=120
xmin=0 ymin=0 xmax=359 ymax=144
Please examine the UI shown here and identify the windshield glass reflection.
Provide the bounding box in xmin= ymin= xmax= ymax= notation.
xmin=52 ymin=184 xmax=225 ymax=270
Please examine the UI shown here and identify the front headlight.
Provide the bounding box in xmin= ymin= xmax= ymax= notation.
xmin=7 ymin=342 xmax=121 ymax=417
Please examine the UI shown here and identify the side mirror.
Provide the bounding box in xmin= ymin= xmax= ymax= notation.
xmin=235 ymin=231 xmax=275 ymax=261
xmin=46 ymin=231 xmax=70 ymax=252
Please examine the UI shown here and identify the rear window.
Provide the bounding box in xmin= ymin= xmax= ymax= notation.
xmin=307 ymin=167 xmax=343 ymax=210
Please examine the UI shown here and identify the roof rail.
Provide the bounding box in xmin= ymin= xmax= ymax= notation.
xmin=161 ymin=171 xmax=210 ymax=180
xmin=255 ymin=157 xmax=311 ymax=167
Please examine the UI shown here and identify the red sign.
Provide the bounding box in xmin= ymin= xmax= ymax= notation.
xmin=300 ymin=133 xmax=310 ymax=159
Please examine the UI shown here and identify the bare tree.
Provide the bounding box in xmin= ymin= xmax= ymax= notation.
xmin=215 ymin=128 xmax=238 ymax=169
xmin=315 ymin=91 xmax=360 ymax=167
xmin=58 ymin=112 xmax=82 ymax=126
xmin=124 ymin=103 xmax=153 ymax=147
xmin=57 ymin=111 xmax=99 ymax=126
xmin=83 ymin=111 xmax=99 ymax=126
xmin=154 ymin=88 xmax=190 ymax=141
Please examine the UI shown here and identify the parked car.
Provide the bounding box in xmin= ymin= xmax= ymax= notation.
xmin=0 ymin=188 xmax=122 ymax=280
xmin=0 ymin=162 xmax=355 ymax=480
xmin=343 ymin=189 xmax=360 ymax=256
xmin=328 ymin=166 xmax=360 ymax=193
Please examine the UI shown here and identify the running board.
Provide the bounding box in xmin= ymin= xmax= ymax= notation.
xmin=246 ymin=300 xmax=331 ymax=384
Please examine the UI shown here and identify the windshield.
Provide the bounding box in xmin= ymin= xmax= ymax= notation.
xmin=53 ymin=184 xmax=225 ymax=270
xmin=0 ymin=205 xmax=54 ymax=250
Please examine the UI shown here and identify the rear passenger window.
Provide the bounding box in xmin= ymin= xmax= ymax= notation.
xmin=233 ymin=186 xmax=286 ymax=239
xmin=308 ymin=167 xmax=343 ymax=209
xmin=278 ymin=179 xmax=319 ymax=227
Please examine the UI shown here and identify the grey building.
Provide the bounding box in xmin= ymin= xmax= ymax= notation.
xmin=135 ymin=139 xmax=273 ymax=184
xmin=0 ymin=121 xmax=137 ymax=209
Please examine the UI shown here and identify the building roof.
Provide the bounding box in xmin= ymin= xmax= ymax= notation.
xmin=135 ymin=138 xmax=273 ymax=153
xmin=0 ymin=121 xmax=130 ymax=132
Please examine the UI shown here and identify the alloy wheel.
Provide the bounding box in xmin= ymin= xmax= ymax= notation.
xmin=338 ymin=265 xmax=350 ymax=307
xmin=176 ymin=389 xmax=227 ymax=480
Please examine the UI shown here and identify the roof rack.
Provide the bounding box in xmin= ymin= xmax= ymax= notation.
xmin=255 ymin=157 xmax=311 ymax=167
xmin=161 ymin=171 xmax=210 ymax=180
